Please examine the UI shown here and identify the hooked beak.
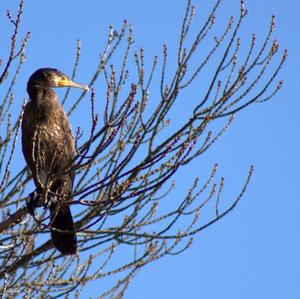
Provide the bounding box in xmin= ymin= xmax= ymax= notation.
xmin=57 ymin=78 xmax=89 ymax=91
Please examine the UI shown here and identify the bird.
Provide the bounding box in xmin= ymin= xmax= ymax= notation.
xmin=22 ymin=68 xmax=88 ymax=255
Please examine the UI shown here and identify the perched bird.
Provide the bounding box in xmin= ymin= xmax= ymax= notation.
xmin=22 ymin=68 xmax=88 ymax=255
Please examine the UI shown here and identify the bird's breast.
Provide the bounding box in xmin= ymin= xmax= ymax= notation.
xmin=22 ymin=100 xmax=76 ymax=177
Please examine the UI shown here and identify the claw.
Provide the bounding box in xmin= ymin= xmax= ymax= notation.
xmin=26 ymin=189 xmax=42 ymax=216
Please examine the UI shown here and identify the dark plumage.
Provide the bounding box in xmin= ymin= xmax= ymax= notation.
xmin=22 ymin=68 xmax=88 ymax=255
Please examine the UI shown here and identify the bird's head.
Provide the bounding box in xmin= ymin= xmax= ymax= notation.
xmin=27 ymin=68 xmax=89 ymax=93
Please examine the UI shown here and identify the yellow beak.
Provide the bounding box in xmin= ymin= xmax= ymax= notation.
xmin=57 ymin=78 xmax=89 ymax=91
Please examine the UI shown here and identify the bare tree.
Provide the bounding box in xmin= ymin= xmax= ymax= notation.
xmin=0 ymin=0 xmax=286 ymax=298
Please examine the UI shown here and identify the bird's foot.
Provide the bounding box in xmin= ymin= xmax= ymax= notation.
xmin=26 ymin=189 xmax=42 ymax=216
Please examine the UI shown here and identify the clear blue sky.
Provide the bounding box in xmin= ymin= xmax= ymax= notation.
xmin=0 ymin=0 xmax=299 ymax=298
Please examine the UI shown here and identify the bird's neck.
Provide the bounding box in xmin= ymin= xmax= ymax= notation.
xmin=28 ymin=87 xmax=60 ymax=121
xmin=28 ymin=86 xmax=56 ymax=101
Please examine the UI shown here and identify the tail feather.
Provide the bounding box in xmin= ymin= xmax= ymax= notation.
xmin=50 ymin=203 xmax=77 ymax=255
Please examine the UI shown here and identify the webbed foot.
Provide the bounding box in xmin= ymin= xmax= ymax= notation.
xmin=26 ymin=189 xmax=42 ymax=216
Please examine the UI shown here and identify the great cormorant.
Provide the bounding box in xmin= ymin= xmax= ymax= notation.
xmin=22 ymin=68 xmax=88 ymax=255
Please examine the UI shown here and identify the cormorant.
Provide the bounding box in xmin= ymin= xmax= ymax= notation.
xmin=22 ymin=68 xmax=88 ymax=255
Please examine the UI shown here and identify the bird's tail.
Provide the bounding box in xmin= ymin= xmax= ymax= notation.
xmin=50 ymin=203 xmax=77 ymax=255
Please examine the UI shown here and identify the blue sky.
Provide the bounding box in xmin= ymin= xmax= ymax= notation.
xmin=0 ymin=0 xmax=299 ymax=298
